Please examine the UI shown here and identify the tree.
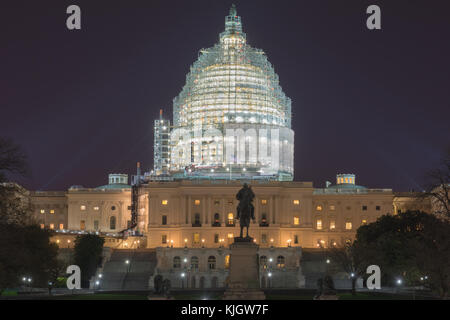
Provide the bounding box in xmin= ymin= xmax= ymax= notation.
xmin=0 ymin=223 xmax=59 ymax=294
xmin=328 ymin=243 xmax=365 ymax=295
xmin=0 ymin=137 xmax=61 ymax=295
xmin=0 ymin=137 xmax=33 ymax=225
xmin=353 ymin=211 xmax=450 ymax=298
xmin=0 ymin=136 xmax=28 ymax=183
xmin=73 ymin=234 xmax=105 ymax=288
xmin=423 ymin=147 xmax=450 ymax=220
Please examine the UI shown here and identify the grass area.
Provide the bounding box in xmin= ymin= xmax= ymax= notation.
xmin=1 ymin=290 xmax=18 ymax=296
xmin=52 ymin=293 xmax=149 ymax=300
xmin=8 ymin=290 xmax=436 ymax=300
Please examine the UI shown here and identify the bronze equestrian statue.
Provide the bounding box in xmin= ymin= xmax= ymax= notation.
xmin=236 ymin=183 xmax=256 ymax=238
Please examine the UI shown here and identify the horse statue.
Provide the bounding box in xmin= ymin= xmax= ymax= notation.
xmin=236 ymin=183 xmax=256 ymax=238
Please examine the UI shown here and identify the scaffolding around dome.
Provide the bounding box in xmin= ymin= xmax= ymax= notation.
xmin=152 ymin=5 xmax=294 ymax=182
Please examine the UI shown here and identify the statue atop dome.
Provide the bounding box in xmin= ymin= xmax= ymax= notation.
xmin=229 ymin=4 xmax=237 ymax=17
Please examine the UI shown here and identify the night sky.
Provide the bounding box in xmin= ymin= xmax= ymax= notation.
xmin=1 ymin=0 xmax=449 ymax=191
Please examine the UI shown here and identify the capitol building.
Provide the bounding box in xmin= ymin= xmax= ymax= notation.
xmin=28 ymin=6 xmax=430 ymax=290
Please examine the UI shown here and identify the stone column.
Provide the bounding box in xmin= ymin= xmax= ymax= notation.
xmin=187 ymin=195 xmax=192 ymax=225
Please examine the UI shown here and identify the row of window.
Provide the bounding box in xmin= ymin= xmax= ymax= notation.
xmin=316 ymin=205 xmax=382 ymax=211
xmin=79 ymin=205 xmax=115 ymax=211
xmin=40 ymin=223 xmax=64 ymax=230
xmin=162 ymin=233 xmax=295 ymax=246
xmin=315 ymin=219 xmax=368 ymax=230
xmin=75 ymin=216 xmax=117 ymax=231
xmin=161 ymin=199 xmax=301 ymax=206
xmin=172 ymin=255 xmax=287 ymax=270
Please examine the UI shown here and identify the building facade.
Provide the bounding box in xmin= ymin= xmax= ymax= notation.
xmin=24 ymin=6 xmax=434 ymax=289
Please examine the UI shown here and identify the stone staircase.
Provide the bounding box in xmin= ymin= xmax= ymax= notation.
xmin=99 ymin=249 xmax=157 ymax=291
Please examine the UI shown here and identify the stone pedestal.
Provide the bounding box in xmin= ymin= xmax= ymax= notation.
xmin=223 ymin=238 xmax=265 ymax=300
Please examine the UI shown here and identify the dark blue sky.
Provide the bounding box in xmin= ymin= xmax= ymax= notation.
xmin=1 ymin=0 xmax=449 ymax=191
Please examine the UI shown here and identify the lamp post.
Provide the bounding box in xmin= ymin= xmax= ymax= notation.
xmin=395 ymin=278 xmax=402 ymax=294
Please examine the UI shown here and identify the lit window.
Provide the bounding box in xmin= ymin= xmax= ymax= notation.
xmin=227 ymin=233 xmax=234 ymax=239
xmin=59 ymin=223 xmax=64 ymax=230
xmin=261 ymin=199 xmax=267 ymax=205
xmin=194 ymin=200 xmax=200 ymax=205
xmin=329 ymin=205 xmax=335 ymax=211
xmin=162 ymin=200 xmax=168 ymax=206
xmin=361 ymin=219 xmax=367 ymax=225
xmin=227 ymin=213 xmax=234 ymax=225
xmin=330 ymin=220 xmax=336 ymax=230
xmin=260 ymin=256 xmax=267 ymax=268
xmin=293 ymin=200 xmax=300 ymax=205
xmin=316 ymin=205 xmax=323 ymax=211
xmin=40 ymin=209 xmax=45 ymax=214
xmin=80 ymin=205 xmax=86 ymax=211
xmin=277 ymin=256 xmax=285 ymax=268
xmin=50 ymin=209 xmax=55 ymax=214
xmin=40 ymin=224 xmax=45 ymax=229
xmin=49 ymin=224 xmax=54 ymax=230
xmin=80 ymin=220 xmax=86 ymax=230
xmin=316 ymin=219 xmax=323 ymax=230
xmin=293 ymin=216 xmax=300 ymax=225
xmin=346 ymin=222 xmax=353 ymax=230
xmin=93 ymin=206 xmax=99 ymax=211
xmin=224 ymin=255 xmax=230 ymax=269
xmin=193 ymin=233 xmax=200 ymax=244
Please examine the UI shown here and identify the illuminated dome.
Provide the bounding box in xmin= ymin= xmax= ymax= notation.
xmin=174 ymin=4 xmax=291 ymax=128
xmin=167 ymin=5 xmax=294 ymax=181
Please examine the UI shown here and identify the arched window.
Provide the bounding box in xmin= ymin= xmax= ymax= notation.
xmin=208 ymin=256 xmax=216 ymax=270
xmin=260 ymin=255 xmax=267 ymax=269
xmin=173 ymin=256 xmax=181 ymax=269
xmin=277 ymin=256 xmax=285 ymax=268
xmin=224 ymin=255 xmax=230 ymax=269
xmin=109 ymin=216 xmax=116 ymax=230
xmin=191 ymin=256 xmax=199 ymax=270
